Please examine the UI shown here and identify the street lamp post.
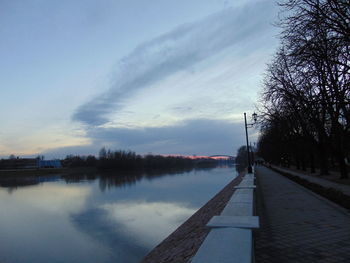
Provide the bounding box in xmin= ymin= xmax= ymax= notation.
xmin=244 ymin=112 xmax=257 ymax=174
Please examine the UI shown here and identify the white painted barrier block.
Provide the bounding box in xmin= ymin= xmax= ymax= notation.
xmin=221 ymin=202 xmax=253 ymax=216
xmin=235 ymin=189 xmax=254 ymax=195
xmin=241 ymin=178 xmax=255 ymax=183
xmin=236 ymin=180 xmax=255 ymax=188
xmin=244 ymin=174 xmax=255 ymax=180
xmin=234 ymin=185 xmax=256 ymax=189
xmin=191 ymin=172 xmax=257 ymax=263
xmin=207 ymin=216 xmax=259 ymax=229
xmin=229 ymin=192 xmax=253 ymax=203
xmin=191 ymin=228 xmax=252 ymax=263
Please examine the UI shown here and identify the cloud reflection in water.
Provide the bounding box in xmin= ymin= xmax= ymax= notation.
xmin=0 ymin=183 xmax=112 ymax=263
xmin=102 ymin=201 xmax=196 ymax=246
xmin=0 ymin=183 xmax=91 ymax=214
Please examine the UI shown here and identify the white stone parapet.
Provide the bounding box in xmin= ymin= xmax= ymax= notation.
xmin=190 ymin=172 xmax=258 ymax=263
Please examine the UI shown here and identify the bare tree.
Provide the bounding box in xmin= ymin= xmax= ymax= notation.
xmin=258 ymin=0 xmax=349 ymax=178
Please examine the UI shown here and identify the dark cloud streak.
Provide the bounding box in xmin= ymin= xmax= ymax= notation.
xmin=72 ymin=0 xmax=276 ymax=126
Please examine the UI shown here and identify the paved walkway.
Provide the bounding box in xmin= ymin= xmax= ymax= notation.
xmin=255 ymin=166 xmax=350 ymax=263
xmin=271 ymin=165 xmax=350 ymax=196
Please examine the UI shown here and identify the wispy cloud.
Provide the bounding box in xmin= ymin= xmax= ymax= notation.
xmin=72 ymin=0 xmax=276 ymax=126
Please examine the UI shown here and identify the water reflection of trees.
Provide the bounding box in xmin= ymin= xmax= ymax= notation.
xmin=0 ymin=177 xmax=39 ymax=193
xmin=61 ymin=166 xmax=218 ymax=192
xmin=98 ymin=171 xmax=144 ymax=192
xmin=0 ymin=177 xmax=39 ymax=188
xmin=0 ymin=158 xmax=223 ymax=192
xmin=97 ymin=166 xmax=219 ymax=192
xmin=0 ymin=175 xmax=61 ymax=193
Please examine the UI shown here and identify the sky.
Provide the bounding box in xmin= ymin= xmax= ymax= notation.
xmin=0 ymin=0 xmax=280 ymax=159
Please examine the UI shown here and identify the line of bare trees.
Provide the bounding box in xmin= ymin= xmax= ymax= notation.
xmin=257 ymin=0 xmax=349 ymax=179
xmin=63 ymin=147 xmax=195 ymax=170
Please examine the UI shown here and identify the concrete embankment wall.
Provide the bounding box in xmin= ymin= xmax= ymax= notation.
xmin=141 ymin=173 xmax=244 ymax=263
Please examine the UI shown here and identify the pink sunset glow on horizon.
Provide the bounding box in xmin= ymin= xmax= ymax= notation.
xmin=160 ymin=154 xmax=234 ymax=160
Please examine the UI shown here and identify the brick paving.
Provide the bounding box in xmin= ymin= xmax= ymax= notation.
xmin=255 ymin=166 xmax=350 ymax=263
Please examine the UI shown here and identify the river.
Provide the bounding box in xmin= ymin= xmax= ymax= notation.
xmin=0 ymin=167 xmax=236 ymax=263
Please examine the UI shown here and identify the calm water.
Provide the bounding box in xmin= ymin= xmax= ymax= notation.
xmin=0 ymin=167 xmax=236 ymax=263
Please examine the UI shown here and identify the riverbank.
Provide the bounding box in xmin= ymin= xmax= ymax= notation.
xmin=141 ymin=172 xmax=244 ymax=263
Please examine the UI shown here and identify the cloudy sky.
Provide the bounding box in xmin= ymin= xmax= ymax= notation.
xmin=0 ymin=0 xmax=279 ymax=158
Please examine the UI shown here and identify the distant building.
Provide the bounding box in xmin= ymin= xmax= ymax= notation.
xmin=37 ymin=159 xmax=62 ymax=168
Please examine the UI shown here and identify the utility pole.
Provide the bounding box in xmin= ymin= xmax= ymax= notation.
xmin=244 ymin=113 xmax=253 ymax=173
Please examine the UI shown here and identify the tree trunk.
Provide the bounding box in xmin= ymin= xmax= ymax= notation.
xmin=310 ymin=153 xmax=316 ymax=173
xmin=318 ymin=144 xmax=329 ymax=175
xmin=296 ymin=158 xmax=300 ymax=170
xmin=338 ymin=154 xmax=348 ymax=179
xmin=301 ymin=158 xmax=306 ymax=171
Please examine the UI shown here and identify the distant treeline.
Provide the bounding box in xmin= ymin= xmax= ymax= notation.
xmin=62 ymin=147 xmax=218 ymax=171
xmin=234 ymin=146 xmax=250 ymax=173
xmin=0 ymin=157 xmax=37 ymax=170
